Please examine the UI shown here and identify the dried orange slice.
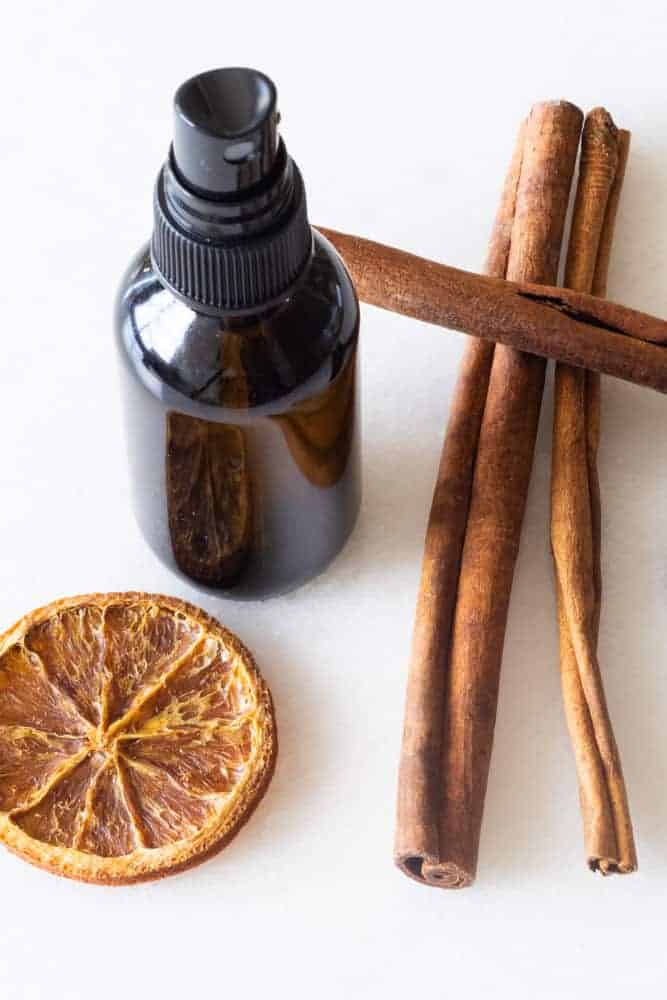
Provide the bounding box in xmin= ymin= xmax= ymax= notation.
xmin=0 ymin=593 xmax=276 ymax=884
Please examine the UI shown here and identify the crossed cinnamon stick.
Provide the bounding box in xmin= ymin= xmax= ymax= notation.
xmin=318 ymin=230 xmax=667 ymax=394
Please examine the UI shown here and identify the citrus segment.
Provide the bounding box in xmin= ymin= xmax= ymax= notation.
xmin=0 ymin=594 xmax=275 ymax=883
xmin=123 ymin=636 xmax=254 ymax=737
xmin=76 ymin=760 xmax=139 ymax=857
xmin=120 ymin=720 xmax=254 ymax=797
xmin=119 ymin=757 xmax=216 ymax=848
xmin=24 ymin=606 xmax=105 ymax=726
xmin=0 ymin=728 xmax=87 ymax=812
xmin=103 ymin=602 xmax=202 ymax=723
xmin=13 ymin=752 xmax=105 ymax=848
xmin=0 ymin=644 xmax=89 ymax=736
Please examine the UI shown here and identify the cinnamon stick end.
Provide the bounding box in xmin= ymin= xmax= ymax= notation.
xmin=585 ymin=106 xmax=619 ymax=139
xmin=394 ymin=852 xmax=431 ymax=884
xmin=421 ymin=859 xmax=474 ymax=889
xmin=589 ymin=856 xmax=638 ymax=877
xmin=395 ymin=852 xmax=474 ymax=889
xmin=530 ymin=98 xmax=583 ymax=116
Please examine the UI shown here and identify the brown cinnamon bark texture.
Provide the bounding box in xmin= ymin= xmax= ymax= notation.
xmin=394 ymin=121 xmax=525 ymax=885
xmin=316 ymin=231 xmax=667 ymax=393
xmin=395 ymin=101 xmax=583 ymax=887
xmin=551 ymin=114 xmax=637 ymax=875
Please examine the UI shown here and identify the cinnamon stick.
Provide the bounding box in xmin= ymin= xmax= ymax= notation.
xmin=395 ymin=101 xmax=583 ymax=887
xmin=316 ymin=230 xmax=667 ymax=393
xmin=551 ymin=113 xmax=637 ymax=874
xmin=394 ymin=120 xmax=525 ymax=883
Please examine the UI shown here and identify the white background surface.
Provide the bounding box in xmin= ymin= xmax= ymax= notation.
xmin=1 ymin=1 xmax=666 ymax=996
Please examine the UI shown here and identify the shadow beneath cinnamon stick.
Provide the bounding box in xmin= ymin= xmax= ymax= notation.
xmin=594 ymin=376 xmax=667 ymax=871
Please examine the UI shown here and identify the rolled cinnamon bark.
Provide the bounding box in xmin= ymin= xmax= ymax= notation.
xmin=394 ymin=121 xmax=525 ymax=882
xmin=317 ymin=231 xmax=667 ymax=393
xmin=395 ymin=101 xmax=583 ymax=887
xmin=551 ymin=114 xmax=637 ymax=874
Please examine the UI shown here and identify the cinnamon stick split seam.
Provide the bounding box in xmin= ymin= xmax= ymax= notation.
xmin=551 ymin=112 xmax=637 ymax=875
xmin=395 ymin=100 xmax=584 ymax=887
xmin=317 ymin=229 xmax=667 ymax=393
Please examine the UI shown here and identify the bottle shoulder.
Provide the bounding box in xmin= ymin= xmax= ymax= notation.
xmin=115 ymin=230 xmax=359 ymax=416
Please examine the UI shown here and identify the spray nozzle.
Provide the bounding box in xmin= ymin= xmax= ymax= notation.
xmin=173 ymin=67 xmax=279 ymax=196
xmin=153 ymin=67 xmax=311 ymax=314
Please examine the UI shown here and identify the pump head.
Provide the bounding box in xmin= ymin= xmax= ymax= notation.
xmin=152 ymin=67 xmax=311 ymax=315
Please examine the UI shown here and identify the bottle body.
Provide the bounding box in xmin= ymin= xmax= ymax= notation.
xmin=115 ymin=229 xmax=361 ymax=599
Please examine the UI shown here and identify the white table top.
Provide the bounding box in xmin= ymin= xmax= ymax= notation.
xmin=1 ymin=2 xmax=665 ymax=996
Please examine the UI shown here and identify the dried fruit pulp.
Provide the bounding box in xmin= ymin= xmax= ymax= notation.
xmin=0 ymin=593 xmax=275 ymax=883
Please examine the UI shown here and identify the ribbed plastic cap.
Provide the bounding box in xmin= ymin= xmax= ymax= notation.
xmin=152 ymin=68 xmax=312 ymax=315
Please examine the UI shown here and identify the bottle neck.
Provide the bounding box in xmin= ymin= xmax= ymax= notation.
xmin=162 ymin=139 xmax=295 ymax=241
xmin=151 ymin=140 xmax=312 ymax=316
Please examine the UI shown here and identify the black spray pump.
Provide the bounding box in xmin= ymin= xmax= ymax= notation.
xmin=152 ymin=68 xmax=313 ymax=315
xmin=116 ymin=68 xmax=361 ymax=599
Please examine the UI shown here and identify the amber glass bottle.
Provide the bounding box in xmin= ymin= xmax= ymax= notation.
xmin=116 ymin=68 xmax=360 ymax=599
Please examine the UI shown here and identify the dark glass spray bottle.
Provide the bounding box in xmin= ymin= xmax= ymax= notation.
xmin=115 ymin=68 xmax=361 ymax=599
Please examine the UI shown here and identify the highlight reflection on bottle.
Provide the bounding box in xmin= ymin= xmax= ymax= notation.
xmin=273 ymin=348 xmax=357 ymax=489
